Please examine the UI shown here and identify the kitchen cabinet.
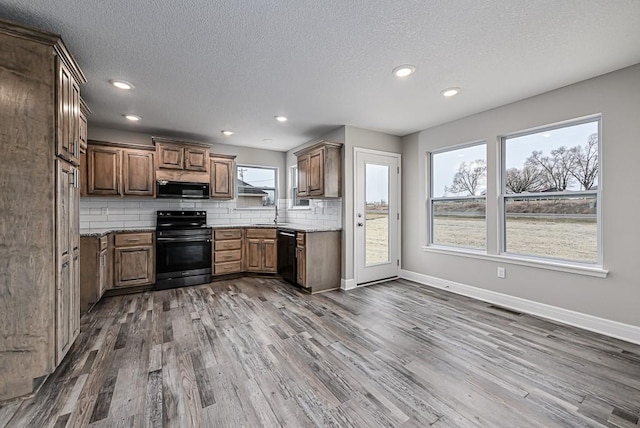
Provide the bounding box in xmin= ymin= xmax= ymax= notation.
xmin=210 ymin=155 xmax=236 ymax=199
xmin=114 ymin=232 xmax=155 ymax=288
xmin=56 ymin=59 xmax=81 ymax=166
xmin=153 ymin=137 xmax=210 ymax=183
xmin=294 ymin=141 xmax=342 ymax=198
xmin=87 ymin=145 xmax=120 ymax=195
xmin=86 ymin=142 xmax=155 ymax=197
xmin=80 ymin=234 xmax=110 ymax=313
xmin=244 ymin=229 xmax=277 ymax=273
xmin=79 ymin=98 xmax=90 ymax=197
xmin=123 ymin=149 xmax=155 ymax=196
xmin=0 ymin=18 xmax=86 ymax=400
xmin=213 ymin=229 xmax=243 ymax=274
xmin=295 ymin=230 xmax=341 ymax=293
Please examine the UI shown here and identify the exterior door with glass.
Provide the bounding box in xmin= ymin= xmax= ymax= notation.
xmin=355 ymin=149 xmax=400 ymax=285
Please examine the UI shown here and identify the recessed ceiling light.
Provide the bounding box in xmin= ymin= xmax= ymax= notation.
xmin=263 ymin=139 xmax=273 ymax=144
xmin=110 ymin=80 xmax=134 ymax=90
xmin=392 ymin=65 xmax=416 ymax=78
xmin=441 ymin=87 xmax=461 ymax=97
xmin=123 ymin=114 xmax=141 ymax=121
xmin=221 ymin=130 xmax=235 ymax=136
xmin=274 ymin=116 xmax=288 ymax=122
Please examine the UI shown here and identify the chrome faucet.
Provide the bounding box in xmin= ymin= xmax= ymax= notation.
xmin=274 ymin=205 xmax=278 ymax=224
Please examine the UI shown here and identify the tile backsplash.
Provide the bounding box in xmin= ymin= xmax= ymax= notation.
xmin=80 ymin=198 xmax=342 ymax=233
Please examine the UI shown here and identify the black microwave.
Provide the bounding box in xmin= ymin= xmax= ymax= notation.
xmin=156 ymin=181 xmax=210 ymax=199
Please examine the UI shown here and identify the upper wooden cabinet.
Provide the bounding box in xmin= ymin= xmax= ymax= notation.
xmin=79 ymin=98 xmax=90 ymax=151
xmin=153 ymin=138 xmax=210 ymax=183
xmin=86 ymin=141 xmax=155 ymax=197
xmin=56 ymin=59 xmax=81 ymax=166
xmin=123 ymin=149 xmax=155 ymax=196
xmin=294 ymin=141 xmax=342 ymax=198
xmin=210 ymin=155 xmax=236 ymax=199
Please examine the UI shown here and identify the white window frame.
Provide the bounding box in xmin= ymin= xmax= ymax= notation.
xmin=236 ymin=164 xmax=278 ymax=209
xmin=427 ymin=140 xmax=487 ymax=252
xmin=289 ymin=165 xmax=310 ymax=209
xmin=499 ymin=115 xmax=602 ymax=266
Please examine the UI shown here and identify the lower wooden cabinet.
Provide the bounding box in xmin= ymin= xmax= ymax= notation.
xmin=213 ymin=229 xmax=243 ymax=275
xmin=80 ymin=234 xmax=110 ymax=313
xmin=244 ymin=229 xmax=277 ymax=273
xmin=295 ymin=230 xmax=341 ymax=293
xmin=113 ymin=232 xmax=155 ymax=288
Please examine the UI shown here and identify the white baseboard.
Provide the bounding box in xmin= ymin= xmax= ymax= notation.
xmin=341 ymin=278 xmax=356 ymax=291
xmin=400 ymin=269 xmax=640 ymax=346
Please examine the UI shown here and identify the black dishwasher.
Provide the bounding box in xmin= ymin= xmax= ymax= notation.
xmin=277 ymin=230 xmax=297 ymax=285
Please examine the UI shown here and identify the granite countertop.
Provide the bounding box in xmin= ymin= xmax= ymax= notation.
xmin=80 ymin=224 xmax=340 ymax=236
xmin=80 ymin=228 xmax=156 ymax=237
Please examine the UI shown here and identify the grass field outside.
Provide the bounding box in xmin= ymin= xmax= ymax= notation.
xmin=433 ymin=216 xmax=597 ymax=263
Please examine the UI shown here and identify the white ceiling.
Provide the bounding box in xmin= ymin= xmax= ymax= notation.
xmin=2 ymin=1 xmax=639 ymax=151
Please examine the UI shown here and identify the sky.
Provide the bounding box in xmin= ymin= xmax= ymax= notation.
xmin=432 ymin=120 xmax=598 ymax=197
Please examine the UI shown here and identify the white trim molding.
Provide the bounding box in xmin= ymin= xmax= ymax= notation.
xmin=400 ymin=269 xmax=640 ymax=346
xmin=341 ymin=278 xmax=356 ymax=291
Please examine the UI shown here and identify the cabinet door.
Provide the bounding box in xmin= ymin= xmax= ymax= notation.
xmin=56 ymin=160 xmax=72 ymax=260
xmin=79 ymin=109 xmax=88 ymax=151
xmin=70 ymin=79 xmax=80 ymax=165
xmin=210 ymin=157 xmax=234 ymax=199
xmin=245 ymin=239 xmax=262 ymax=272
xmin=88 ymin=146 xmax=120 ymax=195
xmin=297 ymin=156 xmax=309 ymax=197
xmin=79 ymin=150 xmax=88 ymax=197
xmin=185 ymin=147 xmax=208 ymax=171
xmin=123 ymin=150 xmax=154 ymax=196
xmin=297 ymin=245 xmax=306 ymax=286
xmin=157 ymin=144 xmax=184 ymax=169
xmin=263 ymin=239 xmax=277 ymax=272
xmin=71 ymin=250 xmax=80 ymax=340
xmin=98 ymin=250 xmax=108 ymax=297
xmin=114 ymin=246 xmax=155 ymax=287
xmin=56 ymin=257 xmax=71 ymax=364
xmin=56 ymin=60 xmax=77 ymax=164
xmin=308 ymin=148 xmax=324 ymax=196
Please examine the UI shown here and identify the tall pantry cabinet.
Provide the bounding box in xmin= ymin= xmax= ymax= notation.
xmin=0 ymin=18 xmax=86 ymax=401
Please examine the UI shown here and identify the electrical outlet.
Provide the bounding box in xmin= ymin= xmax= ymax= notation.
xmin=101 ymin=207 xmax=109 ymax=216
xmin=497 ymin=267 xmax=506 ymax=279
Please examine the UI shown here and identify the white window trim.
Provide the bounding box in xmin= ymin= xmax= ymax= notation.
xmin=421 ymin=245 xmax=608 ymax=278
xmin=427 ymin=140 xmax=487 ymax=250
xmin=498 ymin=115 xmax=602 ymax=266
xmin=235 ymin=164 xmax=278 ymax=210
xmin=289 ymin=165 xmax=311 ymax=210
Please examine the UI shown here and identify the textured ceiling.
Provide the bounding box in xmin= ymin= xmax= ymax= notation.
xmin=1 ymin=0 xmax=639 ymax=151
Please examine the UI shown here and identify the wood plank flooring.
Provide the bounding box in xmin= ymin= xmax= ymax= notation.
xmin=2 ymin=277 xmax=640 ymax=427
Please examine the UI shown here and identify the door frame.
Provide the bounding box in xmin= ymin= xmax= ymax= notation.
xmin=353 ymin=147 xmax=402 ymax=286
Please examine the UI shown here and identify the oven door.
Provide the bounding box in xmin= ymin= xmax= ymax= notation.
xmin=156 ymin=235 xmax=212 ymax=280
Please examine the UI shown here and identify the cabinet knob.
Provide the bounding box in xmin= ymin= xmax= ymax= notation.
xmin=357 ymin=222 xmax=364 ymax=227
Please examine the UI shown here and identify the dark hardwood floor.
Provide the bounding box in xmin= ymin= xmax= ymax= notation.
xmin=2 ymin=277 xmax=640 ymax=427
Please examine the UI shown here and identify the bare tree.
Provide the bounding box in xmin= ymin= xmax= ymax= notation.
xmin=505 ymin=165 xmax=544 ymax=193
xmin=445 ymin=160 xmax=486 ymax=196
xmin=569 ymin=133 xmax=598 ymax=190
xmin=525 ymin=148 xmax=574 ymax=191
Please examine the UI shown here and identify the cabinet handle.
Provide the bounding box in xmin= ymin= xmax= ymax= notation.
xmin=74 ymin=139 xmax=79 ymax=158
xmin=126 ymin=238 xmax=140 ymax=242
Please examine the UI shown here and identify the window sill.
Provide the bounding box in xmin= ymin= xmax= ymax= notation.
xmin=421 ymin=245 xmax=608 ymax=278
xmin=234 ymin=207 xmax=276 ymax=211
xmin=288 ymin=207 xmax=311 ymax=211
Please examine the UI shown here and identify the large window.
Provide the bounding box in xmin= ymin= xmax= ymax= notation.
xmin=429 ymin=142 xmax=487 ymax=250
xmin=501 ymin=118 xmax=600 ymax=264
xmin=290 ymin=166 xmax=309 ymax=208
xmin=236 ymin=165 xmax=277 ymax=208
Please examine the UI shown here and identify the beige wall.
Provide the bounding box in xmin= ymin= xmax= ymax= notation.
xmin=88 ymin=127 xmax=287 ymax=192
xmin=402 ymin=64 xmax=640 ymax=327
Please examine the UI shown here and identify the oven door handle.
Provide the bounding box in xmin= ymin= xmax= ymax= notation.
xmin=157 ymin=237 xmax=212 ymax=243
xmin=157 ymin=222 xmax=204 ymax=227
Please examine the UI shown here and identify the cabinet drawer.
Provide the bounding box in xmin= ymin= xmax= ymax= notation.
xmin=214 ymin=249 xmax=241 ymax=262
xmin=245 ymin=228 xmax=277 ymax=239
xmin=115 ymin=232 xmax=153 ymax=247
xmin=214 ymin=261 xmax=242 ymax=275
xmin=99 ymin=235 xmax=108 ymax=251
xmin=214 ymin=229 xmax=242 ymax=240
xmin=214 ymin=239 xmax=242 ymax=251
xmin=296 ymin=232 xmax=306 ymax=246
